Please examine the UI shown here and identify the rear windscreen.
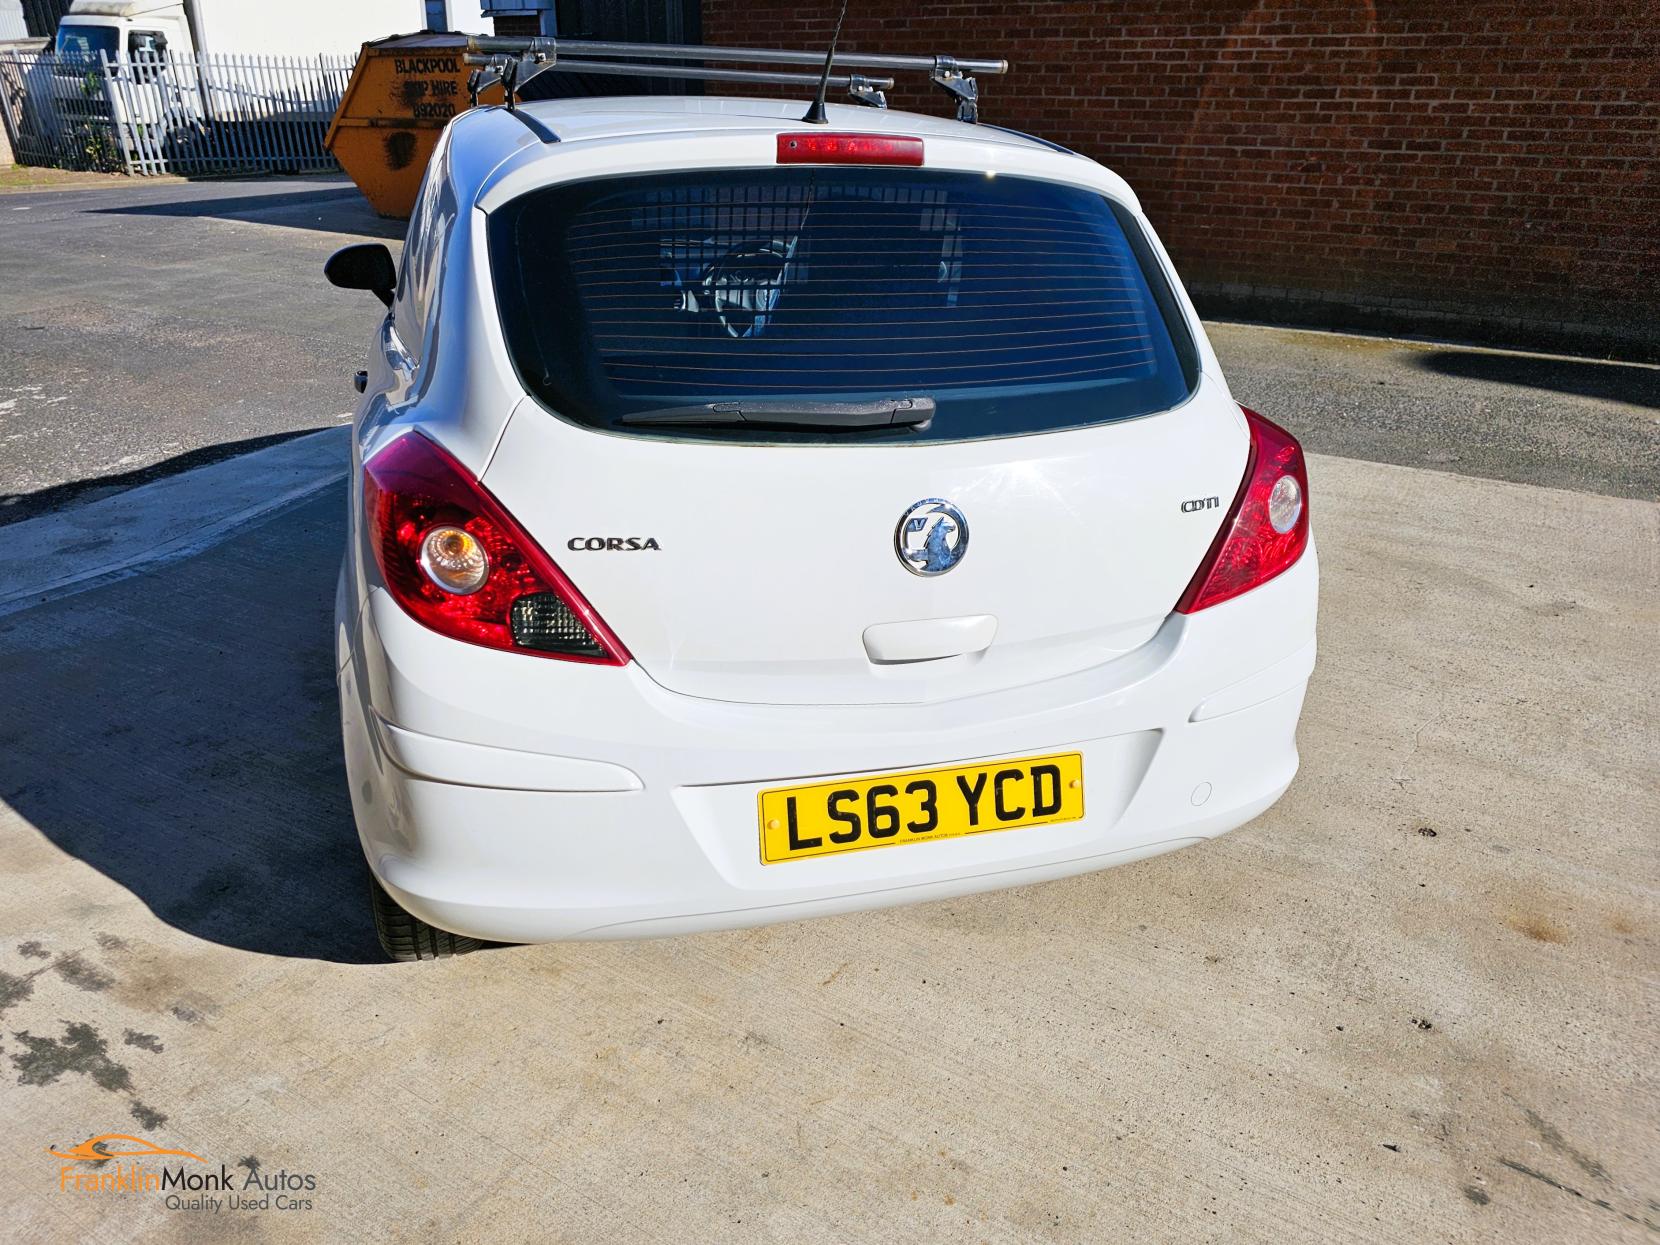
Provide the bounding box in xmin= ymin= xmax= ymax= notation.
xmin=489 ymin=168 xmax=1198 ymax=443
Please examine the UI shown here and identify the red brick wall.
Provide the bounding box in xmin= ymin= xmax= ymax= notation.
xmin=701 ymin=1 xmax=1658 ymax=359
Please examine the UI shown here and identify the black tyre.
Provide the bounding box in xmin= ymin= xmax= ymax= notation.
xmin=368 ymin=873 xmax=485 ymax=962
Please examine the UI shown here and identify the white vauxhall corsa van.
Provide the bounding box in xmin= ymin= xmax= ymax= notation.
xmin=327 ymin=84 xmax=1317 ymax=960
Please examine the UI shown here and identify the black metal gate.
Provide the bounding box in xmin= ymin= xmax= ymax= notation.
xmin=20 ymin=0 xmax=74 ymax=40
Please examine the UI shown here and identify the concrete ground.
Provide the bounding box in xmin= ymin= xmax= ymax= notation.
xmin=0 ymin=176 xmax=1656 ymax=1242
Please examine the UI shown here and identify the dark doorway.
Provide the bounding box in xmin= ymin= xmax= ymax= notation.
xmin=21 ymin=0 xmax=75 ymax=39
xmin=515 ymin=0 xmax=704 ymax=99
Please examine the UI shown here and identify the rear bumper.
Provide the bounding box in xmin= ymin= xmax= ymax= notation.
xmin=339 ymin=548 xmax=1317 ymax=942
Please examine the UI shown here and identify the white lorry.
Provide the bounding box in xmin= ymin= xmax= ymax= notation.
xmin=52 ymin=0 xmax=431 ymax=63
xmin=46 ymin=0 xmax=444 ymax=166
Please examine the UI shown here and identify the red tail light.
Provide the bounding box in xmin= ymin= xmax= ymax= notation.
xmin=776 ymin=133 xmax=924 ymax=166
xmin=1175 ymin=407 xmax=1310 ymax=614
xmin=362 ymin=432 xmax=630 ymax=665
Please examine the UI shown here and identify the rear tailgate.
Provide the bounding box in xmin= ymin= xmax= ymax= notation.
xmin=484 ymin=386 xmax=1245 ymax=706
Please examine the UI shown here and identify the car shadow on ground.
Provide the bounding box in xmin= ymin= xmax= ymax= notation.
xmin=0 ymin=485 xmax=381 ymax=963
xmin=0 ymin=429 xmax=323 ymax=528
xmin=1410 ymin=349 xmax=1660 ymax=409
xmin=91 ymin=187 xmax=405 ymax=239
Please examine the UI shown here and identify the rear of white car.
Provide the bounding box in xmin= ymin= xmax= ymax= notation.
xmin=333 ymin=98 xmax=1317 ymax=958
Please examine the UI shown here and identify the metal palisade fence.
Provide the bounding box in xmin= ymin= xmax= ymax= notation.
xmin=0 ymin=49 xmax=355 ymax=176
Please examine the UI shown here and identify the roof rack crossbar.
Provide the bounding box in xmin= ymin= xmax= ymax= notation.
xmin=462 ymin=36 xmax=1007 ymax=121
xmin=465 ymin=55 xmax=896 ymax=96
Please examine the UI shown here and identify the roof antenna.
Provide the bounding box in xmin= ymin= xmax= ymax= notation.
xmin=801 ymin=0 xmax=850 ymax=124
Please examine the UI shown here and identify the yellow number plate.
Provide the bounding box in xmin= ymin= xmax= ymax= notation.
xmin=758 ymin=752 xmax=1084 ymax=864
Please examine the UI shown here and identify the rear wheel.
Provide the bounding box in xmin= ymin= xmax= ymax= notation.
xmin=368 ymin=873 xmax=485 ymax=962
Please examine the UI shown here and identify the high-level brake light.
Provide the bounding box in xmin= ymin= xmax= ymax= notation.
xmin=776 ymin=133 xmax=924 ymax=166
xmin=1175 ymin=407 xmax=1311 ymax=613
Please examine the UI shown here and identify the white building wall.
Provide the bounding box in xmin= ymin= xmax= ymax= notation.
xmin=0 ymin=0 xmax=30 ymax=43
xmin=443 ymin=1 xmax=491 ymax=34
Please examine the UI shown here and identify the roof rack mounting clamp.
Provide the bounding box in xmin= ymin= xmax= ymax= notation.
xmin=485 ymin=41 xmax=560 ymax=110
xmin=930 ymin=55 xmax=980 ymax=124
xmin=847 ymin=74 xmax=887 ymax=109
xmin=500 ymin=55 xmax=519 ymax=110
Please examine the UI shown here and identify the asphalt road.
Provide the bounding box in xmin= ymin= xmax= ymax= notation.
xmin=0 ymin=175 xmax=1656 ymax=518
xmin=0 ymin=175 xmax=1656 ymax=1242
xmin=0 ymin=177 xmax=398 ymax=519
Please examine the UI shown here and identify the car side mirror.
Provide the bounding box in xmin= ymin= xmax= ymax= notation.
xmin=325 ymin=243 xmax=396 ymax=308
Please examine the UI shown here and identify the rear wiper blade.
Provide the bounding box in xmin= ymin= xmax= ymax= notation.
xmin=618 ymin=396 xmax=934 ymax=431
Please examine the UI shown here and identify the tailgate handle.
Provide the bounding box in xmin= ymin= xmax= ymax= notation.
xmin=862 ymin=615 xmax=997 ymax=665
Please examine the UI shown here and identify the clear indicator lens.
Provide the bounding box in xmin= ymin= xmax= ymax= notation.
xmin=509 ymin=592 xmax=603 ymax=657
xmin=418 ymin=525 xmax=490 ymax=595
xmin=1267 ymin=475 xmax=1303 ymax=534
